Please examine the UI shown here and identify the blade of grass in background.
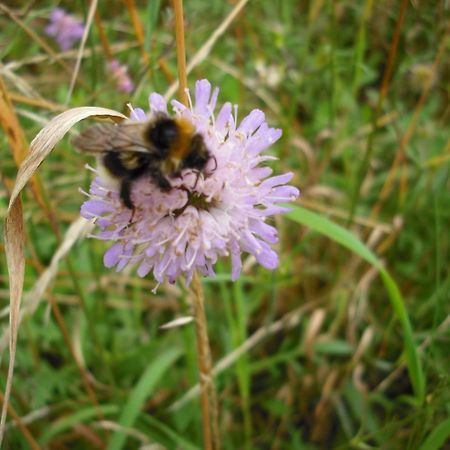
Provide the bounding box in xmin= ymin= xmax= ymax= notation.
xmin=418 ymin=417 xmax=450 ymax=450
xmin=285 ymin=205 xmax=425 ymax=403
xmin=143 ymin=415 xmax=202 ymax=450
xmin=108 ymin=348 xmax=181 ymax=450
xmin=39 ymin=405 xmax=119 ymax=444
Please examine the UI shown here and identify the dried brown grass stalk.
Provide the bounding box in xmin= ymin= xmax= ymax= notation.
xmin=65 ymin=0 xmax=99 ymax=104
xmin=0 ymin=107 xmax=126 ymax=445
xmin=0 ymin=76 xmax=47 ymax=211
xmin=94 ymin=11 xmax=112 ymax=59
xmin=165 ymin=0 xmax=249 ymax=100
xmin=0 ymin=391 xmax=41 ymax=450
xmin=169 ymin=302 xmax=317 ymax=411
xmin=372 ymin=20 xmax=450 ymax=217
xmin=9 ymin=92 xmax=66 ymax=112
xmin=3 ymin=43 xmax=136 ymax=71
xmin=0 ymin=4 xmax=73 ymax=76
xmin=173 ymin=0 xmax=188 ymax=105
xmin=172 ymin=2 xmax=220 ymax=446
xmin=191 ymin=273 xmax=220 ymax=450
xmin=123 ymin=0 xmax=150 ymax=65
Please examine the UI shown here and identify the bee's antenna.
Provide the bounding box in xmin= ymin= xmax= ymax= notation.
xmin=192 ymin=170 xmax=202 ymax=190
xmin=210 ymin=155 xmax=218 ymax=172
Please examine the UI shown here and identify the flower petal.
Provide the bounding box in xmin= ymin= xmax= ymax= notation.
xmin=149 ymin=93 xmax=168 ymax=114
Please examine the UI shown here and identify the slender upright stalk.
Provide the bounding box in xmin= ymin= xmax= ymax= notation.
xmin=191 ymin=273 xmax=214 ymax=450
xmin=172 ymin=2 xmax=220 ymax=447
xmin=173 ymin=0 xmax=188 ymax=105
xmin=123 ymin=0 xmax=150 ymax=66
xmin=94 ymin=11 xmax=112 ymax=59
xmin=0 ymin=390 xmax=42 ymax=450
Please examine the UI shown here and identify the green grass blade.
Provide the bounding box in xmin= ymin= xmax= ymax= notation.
xmin=143 ymin=415 xmax=202 ymax=450
xmin=39 ymin=404 xmax=119 ymax=444
xmin=285 ymin=205 xmax=425 ymax=403
xmin=418 ymin=417 xmax=450 ymax=450
xmin=108 ymin=348 xmax=182 ymax=450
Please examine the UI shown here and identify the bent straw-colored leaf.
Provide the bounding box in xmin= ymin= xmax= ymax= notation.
xmin=0 ymin=216 xmax=93 ymax=352
xmin=0 ymin=107 xmax=126 ymax=445
xmin=160 ymin=316 xmax=194 ymax=329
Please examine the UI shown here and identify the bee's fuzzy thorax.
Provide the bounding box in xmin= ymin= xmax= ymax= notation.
xmin=170 ymin=117 xmax=197 ymax=161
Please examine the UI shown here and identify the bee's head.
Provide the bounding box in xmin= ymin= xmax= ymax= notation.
xmin=182 ymin=134 xmax=210 ymax=171
xmin=147 ymin=118 xmax=178 ymax=158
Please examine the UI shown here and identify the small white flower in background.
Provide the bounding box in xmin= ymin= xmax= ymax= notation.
xmin=81 ymin=79 xmax=299 ymax=286
xmin=255 ymin=59 xmax=283 ymax=88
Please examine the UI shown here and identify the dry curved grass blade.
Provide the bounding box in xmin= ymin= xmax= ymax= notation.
xmin=0 ymin=106 xmax=126 ymax=445
xmin=0 ymin=216 xmax=94 ymax=352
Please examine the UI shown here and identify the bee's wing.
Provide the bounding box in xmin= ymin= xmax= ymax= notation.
xmin=71 ymin=122 xmax=155 ymax=154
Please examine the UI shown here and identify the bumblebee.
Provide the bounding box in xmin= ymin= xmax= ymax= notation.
xmin=72 ymin=115 xmax=211 ymax=209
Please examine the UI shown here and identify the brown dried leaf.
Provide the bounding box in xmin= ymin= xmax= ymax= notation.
xmin=0 ymin=75 xmax=28 ymax=165
xmin=0 ymin=106 xmax=126 ymax=444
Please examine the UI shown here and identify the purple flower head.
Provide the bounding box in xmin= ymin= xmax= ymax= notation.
xmin=81 ymin=79 xmax=299 ymax=286
xmin=45 ymin=8 xmax=84 ymax=51
xmin=108 ymin=59 xmax=134 ymax=94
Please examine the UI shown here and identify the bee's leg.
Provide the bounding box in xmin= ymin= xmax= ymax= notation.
xmin=120 ymin=180 xmax=137 ymax=224
xmin=129 ymin=207 xmax=136 ymax=224
xmin=120 ymin=178 xmax=135 ymax=209
xmin=192 ymin=170 xmax=201 ymax=190
xmin=148 ymin=167 xmax=171 ymax=191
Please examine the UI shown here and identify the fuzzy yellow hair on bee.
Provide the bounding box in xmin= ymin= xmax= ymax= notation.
xmin=72 ymin=114 xmax=212 ymax=210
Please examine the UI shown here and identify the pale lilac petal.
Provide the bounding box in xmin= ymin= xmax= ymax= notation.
xmin=194 ymin=79 xmax=211 ymax=116
xmin=116 ymin=245 xmax=134 ymax=271
xmin=216 ymin=102 xmax=232 ymax=134
xmin=231 ymin=249 xmax=242 ymax=281
xmin=170 ymin=99 xmax=187 ymax=113
xmin=250 ymin=220 xmax=278 ymax=244
xmin=81 ymin=200 xmax=115 ymax=217
xmin=149 ymin=93 xmax=168 ymax=114
xmin=130 ymin=108 xmax=146 ymax=121
xmin=256 ymin=245 xmax=278 ymax=269
xmin=209 ymin=87 xmax=220 ymax=113
xmin=79 ymin=79 xmax=299 ymax=286
xmin=268 ymin=185 xmax=300 ymax=201
xmin=104 ymin=243 xmax=123 ymax=268
xmin=261 ymin=173 xmax=294 ymax=189
xmin=238 ymin=109 xmax=265 ymax=135
xmin=247 ymin=128 xmax=282 ymax=155
xmin=137 ymin=261 xmax=152 ymax=277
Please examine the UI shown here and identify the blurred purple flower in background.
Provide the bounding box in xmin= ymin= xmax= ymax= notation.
xmin=108 ymin=59 xmax=134 ymax=93
xmin=81 ymin=79 xmax=299 ymax=286
xmin=45 ymin=8 xmax=84 ymax=51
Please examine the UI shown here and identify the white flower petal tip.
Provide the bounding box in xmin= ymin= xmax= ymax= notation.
xmin=80 ymin=79 xmax=300 ymax=286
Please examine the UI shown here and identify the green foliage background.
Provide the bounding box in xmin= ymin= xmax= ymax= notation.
xmin=0 ymin=1 xmax=449 ymax=449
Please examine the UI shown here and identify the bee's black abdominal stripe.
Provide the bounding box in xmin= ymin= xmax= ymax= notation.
xmin=74 ymin=115 xmax=212 ymax=210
